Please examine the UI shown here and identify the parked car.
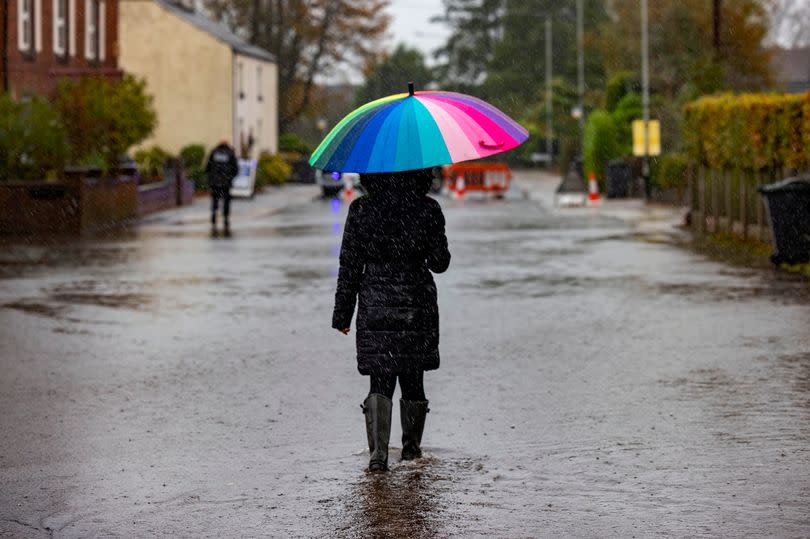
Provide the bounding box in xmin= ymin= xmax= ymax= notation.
xmin=315 ymin=169 xmax=361 ymax=198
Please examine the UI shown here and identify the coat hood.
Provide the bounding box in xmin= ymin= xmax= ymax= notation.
xmin=361 ymin=168 xmax=433 ymax=200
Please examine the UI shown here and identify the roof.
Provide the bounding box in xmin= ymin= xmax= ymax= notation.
xmin=769 ymin=46 xmax=810 ymax=93
xmin=154 ymin=0 xmax=276 ymax=63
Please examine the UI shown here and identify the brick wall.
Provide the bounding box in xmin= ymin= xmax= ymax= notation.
xmin=0 ymin=175 xmax=137 ymax=235
xmin=2 ymin=0 xmax=121 ymax=98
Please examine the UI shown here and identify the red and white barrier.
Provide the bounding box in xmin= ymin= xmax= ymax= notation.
xmin=587 ymin=172 xmax=602 ymax=207
xmin=452 ymin=175 xmax=466 ymax=199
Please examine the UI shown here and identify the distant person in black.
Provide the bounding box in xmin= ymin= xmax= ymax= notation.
xmin=205 ymin=141 xmax=239 ymax=235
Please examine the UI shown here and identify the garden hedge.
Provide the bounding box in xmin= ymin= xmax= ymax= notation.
xmin=683 ymin=92 xmax=810 ymax=170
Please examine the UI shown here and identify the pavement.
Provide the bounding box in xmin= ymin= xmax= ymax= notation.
xmin=1 ymin=172 xmax=809 ymax=538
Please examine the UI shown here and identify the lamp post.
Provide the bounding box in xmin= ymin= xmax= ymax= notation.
xmin=576 ymin=0 xmax=585 ymax=138
xmin=641 ymin=0 xmax=650 ymax=198
xmin=545 ymin=18 xmax=553 ymax=165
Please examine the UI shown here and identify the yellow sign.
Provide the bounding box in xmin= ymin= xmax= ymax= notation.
xmin=632 ymin=119 xmax=661 ymax=156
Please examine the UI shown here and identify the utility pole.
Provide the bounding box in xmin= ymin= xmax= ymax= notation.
xmin=576 ymin=0 xmax=585 ymax=138
xmin=641 ymin=0 xmax=650 ymax=199
xmin=545 ymin=18 xmax=553 ymax=166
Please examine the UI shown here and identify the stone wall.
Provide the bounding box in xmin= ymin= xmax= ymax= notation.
xmin=137 ymin=160 xmax=194 ymax=216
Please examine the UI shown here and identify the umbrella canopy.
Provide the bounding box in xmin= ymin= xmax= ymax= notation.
xmin=309 ymin=85 xmax=528 ymax=173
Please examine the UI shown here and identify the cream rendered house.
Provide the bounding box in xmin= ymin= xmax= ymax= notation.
xmin=119 ymin=0 xmax=278 ymax=158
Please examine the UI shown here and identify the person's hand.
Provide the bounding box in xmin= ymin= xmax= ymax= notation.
xmin=338 ymin=328 xmax=350 ymax=335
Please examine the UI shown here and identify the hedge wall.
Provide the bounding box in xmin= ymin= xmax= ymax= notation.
xmin=683 ymin=92 xmax=810 ymax=171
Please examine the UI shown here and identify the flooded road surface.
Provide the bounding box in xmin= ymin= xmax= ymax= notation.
xmin=1 ymin=176 xmax=809 ymax=537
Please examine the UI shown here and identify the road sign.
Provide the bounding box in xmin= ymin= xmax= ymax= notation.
xmin=632 ymin=119 xmax=661 ymax=156
xmin=230 ymin=159 xmax=257 ymax=198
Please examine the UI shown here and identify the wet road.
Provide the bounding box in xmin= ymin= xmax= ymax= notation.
xmin=1 ymin=174 xmax=809 ymax=538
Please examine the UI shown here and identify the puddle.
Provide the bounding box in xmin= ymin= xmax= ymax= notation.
xmin=48 ymin=292 xmax=152 ymax=310
xmin=2 ymin=301 xmax=66 ymax=319
xmin=323 ymin=454 xmax=491 ymax=538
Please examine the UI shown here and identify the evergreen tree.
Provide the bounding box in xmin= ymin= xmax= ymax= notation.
xmin=355 ymin=45 xmax=434 ymax=105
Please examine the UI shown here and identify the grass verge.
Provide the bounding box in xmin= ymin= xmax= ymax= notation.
xmin=692 ymin=232 xmax=810 ymax=279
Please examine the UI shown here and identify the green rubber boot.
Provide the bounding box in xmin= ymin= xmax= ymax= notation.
xmin=362 ymin=393 xmax=392 ymax=472
xmin=400 ymin=399 xmax=429 ymax=461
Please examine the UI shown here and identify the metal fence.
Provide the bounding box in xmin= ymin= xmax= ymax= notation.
xmin=688 ymin=166 xmax=789 ymax=243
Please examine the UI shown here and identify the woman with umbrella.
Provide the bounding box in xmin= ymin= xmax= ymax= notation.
xmin=312 ymin=83 xmax=527 ymax=472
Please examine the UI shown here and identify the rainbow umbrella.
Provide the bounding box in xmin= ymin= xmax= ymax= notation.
xmin=309 ymin=84 xmax=528 ymax=173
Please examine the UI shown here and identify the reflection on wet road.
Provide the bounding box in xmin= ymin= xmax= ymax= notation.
xmin=1 ymin=180 xmax=809 ymax=537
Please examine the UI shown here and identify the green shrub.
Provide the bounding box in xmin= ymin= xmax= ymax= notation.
xmin=256 ymin=153 xmax=292 ymax=188
xmin=0 ymin=94 xmax=68 ymax=182
xmin=583 ymin=110 xmax=622 ymax=184
xmin=279 ymin=132 xmax=312 ymax=155
xmin=606 ymin=71 xmax=641 ymax=112
xmin=683 ymin=92 xmax=810 ymax=170
xmin=55 ymin=75 xmax=156 ymax=171
xmin=652 ymin=152 xmax=689 ymax=189
xmin=611 ymin=93 xmax=643 ymax=155
xmin=134 ymin=145 xmax=171 ymax=180
xmin=180 ymin=143 xmax=207 ymax=191
xmin=180 ymin=144 xmax=206 ymax=169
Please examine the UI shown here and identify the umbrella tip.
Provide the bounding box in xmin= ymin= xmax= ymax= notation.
xmin=408 ymin=82 xmax=414 ymax=96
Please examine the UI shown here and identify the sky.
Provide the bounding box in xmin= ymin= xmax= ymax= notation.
xmin=326 ymin=0 xmax=449 ymax=84
xmin=386 ymin=0 xmax=449 ymax=63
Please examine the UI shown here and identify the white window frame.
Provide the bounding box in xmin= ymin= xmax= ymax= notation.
xmin=84 ymin=0 xmax=98 ymax=60
xmin=68 ymin=0 xmax=76 ymax=56
xmin=98 ymin=0 xmax=106 ymax=60
xmin=35 ymin=0 xmax=43 ymax=52
xmin=18 ymin=0 xmax=33 ymax=52
xmin=53 ymin=0 xmax=67 ymax=56
xmin=257 ymin=65 xmax=263 ymax=101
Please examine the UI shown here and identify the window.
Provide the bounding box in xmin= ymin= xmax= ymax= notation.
xmin=53 ymin=0 xmax=67 ymax=56
xmin=85 ymin=0 xmax=98 ymax=60
xmin=257 ymin=118 xmax=262 ymax=148
xmin=238 ymin=62 xmax=244 ymax=98
xmin=18 ymin=0 xmax=33 ymax=52
xmin=257 ymin=65 xmax=263 ymax=101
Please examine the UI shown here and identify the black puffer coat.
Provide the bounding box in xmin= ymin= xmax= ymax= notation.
xmin=332 ymin=169 xmax=451 ymax=376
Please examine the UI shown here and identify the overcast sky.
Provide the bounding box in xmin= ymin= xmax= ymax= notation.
xmin=386 ymin=0 xmax=449 ymax=62
xmin=326 ymin=0 xmax=448 ymax=83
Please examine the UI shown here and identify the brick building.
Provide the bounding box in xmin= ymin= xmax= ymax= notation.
xmin=0 ymin=0 xmax=122 ymax=99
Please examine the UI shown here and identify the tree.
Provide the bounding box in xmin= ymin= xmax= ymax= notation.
xmin=768 ymin=0 xmax=810 ymax=48
xmin=0 ymin=95 xmax=68 ymax=182
xmin=355 ymin=44 xmax=433 ymax=105
xmin=484 ymin=0 xmax=608 ymax=116
xmin=432 ymin=0 xmax=608 ymax=119
xmin=600 ymin=0 xmax=773 ymax=97
xmin=54 ymin=75 xmax=156 ymax=170
xmin=204 ymin=0 xmax=390 ymax=131
xmin=432 ymin=0 xmax=504 ymax=90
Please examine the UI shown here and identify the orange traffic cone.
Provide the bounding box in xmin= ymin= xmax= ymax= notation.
xmin=343 ymin=175 xmax=355 ymax=200
xmin=587 ymin=172 xmax=602 ymax=206
xmin=453 ymin=175 xmax=466 ymax=200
